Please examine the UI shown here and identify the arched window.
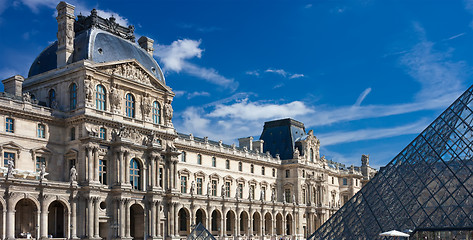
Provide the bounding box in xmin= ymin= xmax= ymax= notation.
xmin=153 ymin=101 xmax=161 ymax=124
xmin=130 ymin=158 xmax=141 ymax=190
xmin=96 ymin=85 xmax=106 ymax=111
xmin=310 ymin=148 xmax=314 ymax=162
xmin=125 ymin=93 xmax=135 ymax=118
xmin=69 ymin=83 xmax=77 ymax=110
xmin=197 ymin=154 xmax=202 ymax=165
xmin=250 ymin=164 xmax=254 ymax=173
xmin=212 ymin=157 xmax=216 ymax=167
xmin=48 ymin=89 xmax=56 ymax=108
xmin=225 ymin=160 xmax=230 ymax=169
xmin=99 ymin=127 xmax=106 ymax=140
xmin=181 ymin=151 xmax=186 ymax=162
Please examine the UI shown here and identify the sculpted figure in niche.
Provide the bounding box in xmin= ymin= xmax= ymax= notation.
xmin=109 ymin=84 xmax=121 ymax=110
xmin=84 ymin=77 xmax=93 ymax=102
xmin=164 ymin=100 xmax=173 ymax=125
xmin=141 ymin=94 xmax=152 ymax=116
xmin=7 ymin=159 xmax=14 ymax=177
xmin=207 ymin=182 xmax=211 ymax=196
xmin=70 ymin=165 xmax=77 ymax=182
xmin=190 ymin=181 xmax=195 ymax=195
xmin=221 ymin=184 xmax=226 ymax=197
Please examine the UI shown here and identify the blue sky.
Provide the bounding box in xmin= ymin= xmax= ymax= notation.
xmin=1 ymin=0 xmax=473 ymax=169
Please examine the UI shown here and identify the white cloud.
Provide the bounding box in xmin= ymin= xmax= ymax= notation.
xmin=289 ymin=73 xmax=305 ymax=79
xmin=354 ymin=87 xmax=371 ymax=106
xmin=317 ymin=120 xmax=428 ymax=146
xmin=400 ymin=30 xmax=465 ymax=101
xmin=0 ymin=67 xmax=18 ymax=80
xmin=155 ymin=39 xmax=237 ymax=90
xmin=245 ymin=70 xmax=260 ymax=76
xmin=265 ymin=68 xmax=288 ymax=77
xmin=208 ymin=99 xmax=314 ymax=121
xmin=96 ymin=9 xmax=129 ymax=26
xmin=305 ymin=4 xmax=313 ymax=9
xmin=187 ymin=91 xmax=210 ymax=99
xmin=173 ymin=90 xmax=186 ymax=98
xmin=17 ymin=0 xmax=57 ymax=13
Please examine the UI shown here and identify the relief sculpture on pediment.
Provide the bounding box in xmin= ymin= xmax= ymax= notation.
xmin=100 ymin=62 xmax=151 ymax=85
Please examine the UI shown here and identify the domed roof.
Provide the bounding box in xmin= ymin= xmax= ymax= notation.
xmin=28 ymin=13 xmax=164 ymax=83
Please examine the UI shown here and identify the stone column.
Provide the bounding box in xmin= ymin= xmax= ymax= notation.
xmin=248 ymin=211 xmax=252 ymax=236
xmin=5 ymin=195 xmax=15 ymax=240
xmin=156 ymin=201 xmax=161 ymax=237
xmin=40 ymin=196 xmax=48 ymax=240
xmin=272 ymin=211 xmax=276 ymax=236
xmin=125 ymin=151 xmax=130 ymax=185
xmin=206 ymin=207 xmax=212 ymax=233
xmin=2 ymin=208 xmax=7 ymax=240
xmin=173 ymin=203 xmax=179 ymax=237
xmin=119 ymin=199 xmax=126 ymax=238
xmin=173 ymin=161 xmax=178 ymax=190
xmin=87 ymin=146 xmax=93 ymax=183
xmin=125 ymin=200 xmax=130 ymax=238
xmin=150 ymin=201 xmax=156 ymax=238
xmin=150 ymin=156 xmax=156 ymax=188
xmin=70 ymin=197 xmax=77 ymax=239
xmin=220 ymin=208 xmax=225 ymax=237
xmin=94 ymin=147 xmax=99 ymax=182
xmin=94 ymin=198 xmax=100 ymax=238
xmin=236 ymin=210 xmax=240 ymax=237
xmin=87 ymin=197 xmax=94 ymax=238
xmin=168 ymin=203 xmax=174 ymax=237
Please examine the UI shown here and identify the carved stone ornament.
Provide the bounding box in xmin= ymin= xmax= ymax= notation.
xmin=164 ymin=101 xmax=173 ymax=124
xmin=141 ymin=95 xmax=152 ymax=116
xmin=22 ymin=92 xmax=31 ymax=103
xmin=84 ymin=76 xmax=93 ymax=102
xmin=109 ymin=84 xmax=121 ymax=110
xmin=99 ymin=62 xmax=151 ymax=85
xmin=57 ymin=22 xmax=65 ymax=46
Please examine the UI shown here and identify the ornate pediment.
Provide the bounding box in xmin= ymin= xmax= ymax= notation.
xmin=94 ymin=60 xmax=172 ymax=93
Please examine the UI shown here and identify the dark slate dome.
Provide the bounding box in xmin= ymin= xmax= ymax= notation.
xmin=28 ymin=12 xmax=164 ymax=83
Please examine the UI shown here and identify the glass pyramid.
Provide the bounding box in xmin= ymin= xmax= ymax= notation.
xmin=309 ymin=86 xmax=473 ymax=239
xmin=187 ymin=223 xmax=216 ymax=240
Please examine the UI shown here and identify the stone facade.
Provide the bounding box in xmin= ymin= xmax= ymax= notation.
xmin=0 ymin=2 xmax=376 ymax=240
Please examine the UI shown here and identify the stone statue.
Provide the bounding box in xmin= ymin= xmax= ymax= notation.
xmin=84 ymin=77 xmax=93 ymax=102
xmin=271 ymin=189 xmax=275 ymax=202
xmin=6 ymin=159 xmax=14 ymax=178
xmin=190 ymin=181 xmax=195 ymax=195
xmin=260 ymin=189 xmax=265 ymax=201
xmin=221 ymin=184 xmax=226 ymax=197
xmin=22 ymin=92 xmax=31 ymax=103
xmin=141 ymin=95 xmax=152 ymax=116
xmin=236 ymin=187 xmax=240 ymax=199
xmin=39 ymin=163 xmax=48 ymax=180
xmin=164 ymin=100 xmax=173 ymax=124
xmin=207 ymin=182 xmax=211 ymax=196
xmin=109 ymin=84 xmax=121 ymax=110
xmin=70 ymin=165 xmax=77 ymax=182
xmin=292 ymin=194 xmax=296 ymax=204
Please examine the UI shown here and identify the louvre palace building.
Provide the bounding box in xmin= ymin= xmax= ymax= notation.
xmin=0 ymin=2 xmax=376 ymax=240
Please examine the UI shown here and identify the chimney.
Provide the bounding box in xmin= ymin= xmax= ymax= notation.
xmin=2 ymin=75 xmax=24 ymax=97
xmin=238 ymin=136 xmax=253 ymax=151
xmin=138 ymin=36 xmax=155 ymax=56
xmin=56 ymin=1 xmax=75 ymax=68
xmin=253 ymin=140 xmax=264 ymax=153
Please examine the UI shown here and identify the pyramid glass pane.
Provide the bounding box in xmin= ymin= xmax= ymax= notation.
xmin=309 ymin=86 xmax=473 ymax=239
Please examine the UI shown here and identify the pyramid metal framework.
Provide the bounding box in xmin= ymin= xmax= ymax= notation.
xmin=187 ymin=223 xmax=216 ymax=240
xmin=309 ymin=86 xmax=473 ymax=239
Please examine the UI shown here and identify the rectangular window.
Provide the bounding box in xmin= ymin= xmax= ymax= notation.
xmin=356 ymin=179 xmax=358 ymax=186
xmin=211 ymin=180 xmax=217 ymax=196
xmin=225 ymin=181 xmax=230 ymax=197
xmin=250 ymin=164 xmax=254 ymax=173
xmin=3 ymin=152 xmax=15 ymax=167
xmin=286 ymin=169 xmax=290 ymax=178
xmin=332 ymin=177 xmax=334 ymax=184
xmin=261 ymin=166 xmax=265 ymax=175
xmin=181 ymin=152 xmax=186 ymax=162
xmin=196 ymin=178 xmax=203 ymax=195
xmin=302 ymin=189 xmax=306 ymax=204
xmin=69 ymin=159 xmax=76 ymax=168
xmin=99 ymin=159 xmax=107 ymax=185
xmin=99 ymin=128 xmax=106 ymax=140
xmin=343 ymin=178 xmax=348 ymax=185
xmin=37 ymin=124 xmax=45 ymax=138
xmin=285 ymin=189 xmax=291 ymax=203
xmin=181 ymin=176 xmax=187 ymax=193
xmin=158 ymin=167 xmax=163 ymax=188
xmin=238 ymin=183 xmax=243 ymax=198
xmin=238 ymin=162 xmax=242 ymax=171
xmin=212 ymin=157 xmax=216 ymax=167
xmin=343 ymin=195 xmax=349 ymax=204
xmin=70 ymin=127 xmax=75 ymax=141
xmin=5 ymin=118 xmax=14 ymax=133
xmin=272 ymin=168 xmax=276 ymax=177
xmin=35 ymin=156 xmax=45 ymax=172
xmin=197 ymin=155 xmax=202 ymax=165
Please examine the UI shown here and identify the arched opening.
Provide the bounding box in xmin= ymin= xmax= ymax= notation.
xmin=225 ymin=210 xmax=235 ymax=236
xmin=276 ymin=213 xmax=283 ymax=235
xmin=48 ymin=89 xmax=56 ymax=108
xmin=286 ymin=214 xmax=293 ymax=235
xmin=69 ymin=83 xmax=77 ymax=110
xmin=195 ymin=209 xmax=206 ymax=227
xmin=48 ymin=200 xmax=67 ymax=238
xmin=264 ymin=212 xmax=272 ymax=235
xmin=126 ymin=93 xmax=135 ymax=118
xmin=178 ymin=208 xmax=190 ymax=236
xmin=130 ymin=204 xmax=144 ymax=240
xmin=96 ymin=84 xmax=106 ymax=111
xmin=211 ymin=210 xmax=221 ymax=235
xmin=240 ymin=211 xmax=248 ymax=236
xmin=15 ymin=199 xmax=37 ymax=238
xmin=252 ymin=212 xmax=261 ymax=236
